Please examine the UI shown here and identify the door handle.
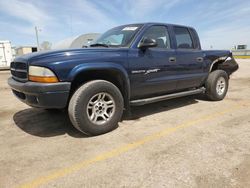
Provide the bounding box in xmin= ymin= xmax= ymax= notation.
xmin=169 ymin=57 xmax=176 ymax=63
xmin=196 ymin=57 xmax=204 ymax=63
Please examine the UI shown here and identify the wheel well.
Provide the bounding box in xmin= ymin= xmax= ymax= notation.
xmin=210 ymin=60 xmax=229 ymax=75
xmin=211 ymin=61 xmax=222 ymax=72
xmin=70 ymin=70 xmax=128 ymax=105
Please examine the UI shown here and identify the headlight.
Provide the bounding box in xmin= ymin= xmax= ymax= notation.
xmin=29 ymin=66 xmax=59 ymax=83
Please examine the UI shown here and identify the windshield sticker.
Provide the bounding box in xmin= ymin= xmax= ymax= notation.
xmin=122 ymin=27 xmax=138 ymax=31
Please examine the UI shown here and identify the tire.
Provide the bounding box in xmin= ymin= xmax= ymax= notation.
xmin=205 ymin=70 xmax=229 ymax=101
xmin=68 ymin=80 xmax=124 ymax=136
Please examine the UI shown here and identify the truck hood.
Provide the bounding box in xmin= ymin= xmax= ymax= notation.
xmin=14 ymin=48 xmax=128 ymax=64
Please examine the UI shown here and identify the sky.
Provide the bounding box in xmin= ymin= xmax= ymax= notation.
xmin=0 ymin=0 xmax=250 ymax=50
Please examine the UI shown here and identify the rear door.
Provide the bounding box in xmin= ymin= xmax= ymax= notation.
xmin=173 ymin=26 xmax=206 ymax=90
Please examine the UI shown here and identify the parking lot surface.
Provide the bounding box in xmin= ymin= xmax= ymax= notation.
xmin=0 ymin=59 xmax=250 ymax=188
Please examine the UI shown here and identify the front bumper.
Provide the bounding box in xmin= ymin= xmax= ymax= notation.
xmin=8 ymin=78 xmax=71 ymax=109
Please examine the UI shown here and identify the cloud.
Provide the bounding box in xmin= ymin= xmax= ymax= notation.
xmin=200 ymin=24 xmax=250 ymax=49
xmin=169 ymin=0 xmax=250 ymax=49
xmin=0 ymin=0 xmax=249 ymax=49
xmin=62 ymin=0 xmax=117 ymax=32
xmin=0 ymin=0 xmax=56 ymax=45
xmin=120 ymin=0 xmax=181 ymax=20
xmin=0 ymin=0 xmax=53 ymax=26
xmin=74 ymin=0 xmax=115 ymax=23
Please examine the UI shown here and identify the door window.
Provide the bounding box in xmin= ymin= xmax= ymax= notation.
xmin=174 ymin=27 xmax=194 ymax=49
xmin=140 ymin=26 xmax=171 ymax=49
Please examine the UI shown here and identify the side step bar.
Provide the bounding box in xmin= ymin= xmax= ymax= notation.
xmin=130 ymin=87 xmax=206 ymax=106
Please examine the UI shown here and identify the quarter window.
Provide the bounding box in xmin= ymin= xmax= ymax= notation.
xmin=174 ymin=27 xmax=194 ymax=49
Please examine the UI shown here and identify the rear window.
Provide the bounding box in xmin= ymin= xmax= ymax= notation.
xmin=174 ymin=27 xmax=194 ymax=49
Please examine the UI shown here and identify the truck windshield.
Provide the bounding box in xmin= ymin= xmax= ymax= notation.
xmin=90 ymin=24 xmax=142 ymax=48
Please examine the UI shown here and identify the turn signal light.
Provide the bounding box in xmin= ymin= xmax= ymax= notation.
xmin=29 ymin=75 xmax=59 ymax=83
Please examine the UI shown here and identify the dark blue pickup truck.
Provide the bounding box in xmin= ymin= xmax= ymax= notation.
xmin=8 ymin=23 xmax=238 ymax=135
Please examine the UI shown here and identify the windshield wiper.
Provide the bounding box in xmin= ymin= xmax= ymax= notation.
xmin=90 ymin=43 xmax=109 ymax=48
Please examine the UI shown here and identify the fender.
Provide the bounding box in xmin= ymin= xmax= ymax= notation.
xmin=209 ymin=56 xmax=239 ymax=75
xmin=68 ymin=62 xmax=131 ymax=103
xmin=209 ymin=56 xmax=229 ymax=72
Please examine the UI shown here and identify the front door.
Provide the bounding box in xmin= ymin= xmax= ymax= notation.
xmin=128 ymin=25 xmax=178 ymax=100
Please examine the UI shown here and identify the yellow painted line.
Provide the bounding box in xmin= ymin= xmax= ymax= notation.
xmin=19 ymin=103 xmax=247 ymax=188
xmin=234 ymin=55 xmax=250 ymax=59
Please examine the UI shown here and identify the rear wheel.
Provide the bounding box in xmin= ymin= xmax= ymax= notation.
xmin=68 ymin=80 xmax=124 ymax=136
xmin=205 ymin=70 xmax=229 ymax=101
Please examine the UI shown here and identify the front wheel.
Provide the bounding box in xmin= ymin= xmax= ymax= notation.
xmin=68 ymin=80 xmax=124 ymax=136
xmin=205 ymin=70 xmax=229 ymax=101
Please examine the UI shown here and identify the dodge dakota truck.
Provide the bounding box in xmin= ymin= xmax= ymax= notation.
xmin=8 ymin=23 xmax=238 ymax=135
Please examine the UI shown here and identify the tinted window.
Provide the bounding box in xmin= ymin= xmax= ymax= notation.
xmin=174 ymin=27 xmax=194 ymax=49
xmin=140 ymin=26 xmax=171 ymax=49
xmin=189 ymin=28 xmax=200 ymax=49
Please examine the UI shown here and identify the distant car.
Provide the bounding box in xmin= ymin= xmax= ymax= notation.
xmin=8 ymin=23 xmax=239 ymax=135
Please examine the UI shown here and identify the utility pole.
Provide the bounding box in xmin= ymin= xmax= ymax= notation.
xmin=35 ymin=26 xmax=40 ymax=51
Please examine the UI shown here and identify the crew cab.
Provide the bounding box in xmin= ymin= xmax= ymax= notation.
xmin=8 ymin=23 xmax=239 ymax=135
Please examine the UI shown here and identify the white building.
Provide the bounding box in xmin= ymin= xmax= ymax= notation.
xmin=53 ymin=33 xmax=100 ymax=49
xmin=0 ymin=40 xmax=13 ymax=68
xmin=15 ymin=46 xmax=37 ymax=56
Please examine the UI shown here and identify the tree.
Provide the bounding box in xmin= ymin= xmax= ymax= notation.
xmin=40 ymin=41 xmax=52 ymax=51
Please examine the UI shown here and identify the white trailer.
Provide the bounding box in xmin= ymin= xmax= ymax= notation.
xmin=0 ymin=40 xmax=13 ymax=68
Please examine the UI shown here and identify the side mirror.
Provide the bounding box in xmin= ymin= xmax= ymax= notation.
xmin=138 ymin=37 xmax=157 ymax=49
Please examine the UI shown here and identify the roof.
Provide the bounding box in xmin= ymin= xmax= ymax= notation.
xmin=15 ymin=46 xmax=37 ymax=49
xmin=53 ymin=33 xmax=100 ymax=49
xmin=0 ymin=40 xmax=11 ymax=43
xmin=113 ymin=22 xmax=194 ymax=30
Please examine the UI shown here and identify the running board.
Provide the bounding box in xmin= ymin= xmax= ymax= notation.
xmin=130 ymin=87 xmax=206 ymax=106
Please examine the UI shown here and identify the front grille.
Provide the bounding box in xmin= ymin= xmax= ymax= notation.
xmin=10 ymin=62 xmax=28 ymax=82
